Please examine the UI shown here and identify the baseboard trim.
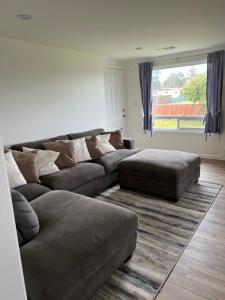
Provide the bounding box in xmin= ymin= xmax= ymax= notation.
xmin=199 ymin=153 xmax=225 ymax=161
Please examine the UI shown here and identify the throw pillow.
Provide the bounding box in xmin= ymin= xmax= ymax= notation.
xmin=96 ymin=134 xmax=116 ymax=154
xmin=23 ymin=147 xmax=60 ymax=176
xmin=11 ymin=189 xmax=40 ymax=246
xmin=73 ymin=137 xmax=91 ymax=163
xmin=11 ymin=150 xmax=40 ymax=183
xmin=5 ymin=151 xmax=27 ymax=188
xmin=86 ymin=135 xmax=105 ymax=160
xmin=101 ymin=130 xmax=125 ymax=149
xmin=43 ymin=140 xmax=76 ymax=168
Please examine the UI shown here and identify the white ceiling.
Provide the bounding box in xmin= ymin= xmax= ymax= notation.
xmin=0 ymin=0 xmax=225 ymax=59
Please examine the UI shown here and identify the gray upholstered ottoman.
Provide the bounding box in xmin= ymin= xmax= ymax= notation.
xmin=118 ymin=149 xmax=201 ymax=202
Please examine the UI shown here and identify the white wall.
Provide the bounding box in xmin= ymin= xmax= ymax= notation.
xmin=104 ymin=58 xmax=126 ymax=69
xmin=0 ymin=37 xmax=106 ymax=146
xmin=0 ymin=134 xmax=27 ymax=300
xmin=126 ymin=56 xmax=225 ymax=160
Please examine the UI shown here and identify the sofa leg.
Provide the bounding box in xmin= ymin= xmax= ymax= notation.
xmin=124 ymin=253 xmax=133 ymax=263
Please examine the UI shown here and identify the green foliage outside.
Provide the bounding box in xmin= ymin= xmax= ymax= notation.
xmin=181 ymin=74 xmax=207 ymax=104
xmin=162 ymin=72 xmax=186 ymax=88
xmin=152 ymin=68 xmax=207 ymax=104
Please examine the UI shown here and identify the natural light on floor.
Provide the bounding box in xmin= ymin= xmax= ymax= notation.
xmin=152 ymin=63 xmax=207 ymax=131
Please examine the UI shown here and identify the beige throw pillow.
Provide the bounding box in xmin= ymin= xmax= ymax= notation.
xmin=73 ymin=138 xmax=91 ymax=163
xmin=12 ymin=150 xmax=40 ymax=183
xmin=5 ymin=151 xmax=27 ymax=188
xmin=23 ymin=147 xmax=60 ymax=176
xmin=43 ymin=140 xmax=76 ymax=168
xmin=96 ymin=134 xmax=116 ymax=154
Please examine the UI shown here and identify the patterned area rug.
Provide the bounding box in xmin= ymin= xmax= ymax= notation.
xmin=92 ymin=181 xmax=221 ymax=300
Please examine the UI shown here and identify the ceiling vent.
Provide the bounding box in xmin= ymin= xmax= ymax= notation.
xmin=17 ymin=14 xmax=32 ymax=20
xmin=159 ymin=46 xmax=176 ymax=51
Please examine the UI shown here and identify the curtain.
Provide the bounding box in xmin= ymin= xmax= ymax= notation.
xmin=138 ymin=62 xmax=153 ymax=134
xmin=204 ymin=50 xmax=225 ymax=135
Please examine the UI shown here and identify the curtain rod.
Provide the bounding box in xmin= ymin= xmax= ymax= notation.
xmin=136 ymin=53 xmax=207 ymax=65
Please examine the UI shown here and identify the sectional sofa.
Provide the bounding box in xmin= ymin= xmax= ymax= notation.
xmin=9 ymin=127 xmax=201 ymax=299
xmin=9 ymin=128 xmax=139 ymax=300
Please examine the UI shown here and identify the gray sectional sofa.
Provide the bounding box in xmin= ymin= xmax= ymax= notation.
xmin=10 ymin=128 xmax=139 ymax=300
xmin=9 ymin=127 xmax=201 ymax=299
xmin=11 ymin=128 xmax=137 ymax=199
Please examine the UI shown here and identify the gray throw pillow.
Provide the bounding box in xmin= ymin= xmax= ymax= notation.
xmin=11 ymin=190 xmax=40 ymax=246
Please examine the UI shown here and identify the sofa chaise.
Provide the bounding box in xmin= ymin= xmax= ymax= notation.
xmin=12 ymin=189 xmax=138 ymax=300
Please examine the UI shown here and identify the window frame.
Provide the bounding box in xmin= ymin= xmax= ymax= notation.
xmin=152 ymin=57 xmax=207 ymax=133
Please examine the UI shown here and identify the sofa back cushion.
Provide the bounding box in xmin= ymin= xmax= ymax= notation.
xmin=10 ymin=130 xmax=104 ymax=151
xmin=68 ymin=128 xmax=104 ymax=140
xmin=10 ymin=135 xmax=69 ymax=151
xmin=11 ymin=189 xmax=40 ymax=246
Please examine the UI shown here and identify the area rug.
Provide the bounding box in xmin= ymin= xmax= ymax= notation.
xmin=92 ymin=180 xmax=221 ymax=300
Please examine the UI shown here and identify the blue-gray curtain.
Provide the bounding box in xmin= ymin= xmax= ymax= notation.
xmin=204 ymin=50 xmax=225 ymax=135
xmin=138 ymin=62 xmax=153 ymax=134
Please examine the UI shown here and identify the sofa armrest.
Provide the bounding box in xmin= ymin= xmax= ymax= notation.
xmin=123 ymin=138 xmax=135 ymax=150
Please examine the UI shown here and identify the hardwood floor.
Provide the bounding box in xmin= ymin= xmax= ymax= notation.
xmin=156 ymin=159 xmax=225 ymax=300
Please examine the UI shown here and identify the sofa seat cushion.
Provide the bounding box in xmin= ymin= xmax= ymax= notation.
xmin=95 ymin=149 xmax=140 ymax=174
xmin=40 ymin=163 xmax=105 ymax=191
xmin=21 ymin=191 xmax=138 ymax=300
xmin=119 ymin=149 xmax=201 ymax=184
xmin=14 ymin=183 xmax=51 ymax=202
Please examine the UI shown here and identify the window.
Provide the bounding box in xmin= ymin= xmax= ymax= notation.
xmin=152 ymin=63 xmax=207 ymax=131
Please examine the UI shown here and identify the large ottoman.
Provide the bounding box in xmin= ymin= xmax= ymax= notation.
xmin=118 ymin=149 xmax=201 ymax=202
xmin=20 ymin=191 xmax=138 ymax=300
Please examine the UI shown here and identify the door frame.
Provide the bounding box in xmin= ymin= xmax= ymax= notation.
xmin=103 ymin=65 xmax=128 ymax=136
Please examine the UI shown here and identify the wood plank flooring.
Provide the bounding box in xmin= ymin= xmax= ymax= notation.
xmin=156 ymin=159 xmax=225 ymax=300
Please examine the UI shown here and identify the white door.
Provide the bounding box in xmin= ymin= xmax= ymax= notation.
xmin=104 ymin=67 xmax=127 ymax=134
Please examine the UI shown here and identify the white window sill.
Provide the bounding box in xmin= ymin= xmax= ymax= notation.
xmin=153 ymin=129 xmax=204 ymax=135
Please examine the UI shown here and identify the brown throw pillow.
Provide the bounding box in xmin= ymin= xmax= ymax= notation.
xmin=12 ymin=150 xmax=40 ymax=183
xmin=101 ymin=130 xmax=125 ymax=149
xmin=43 ymin=140 xmax=76 ymax=168
xmin=86 ymin=135 xmax=104 ymax=160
